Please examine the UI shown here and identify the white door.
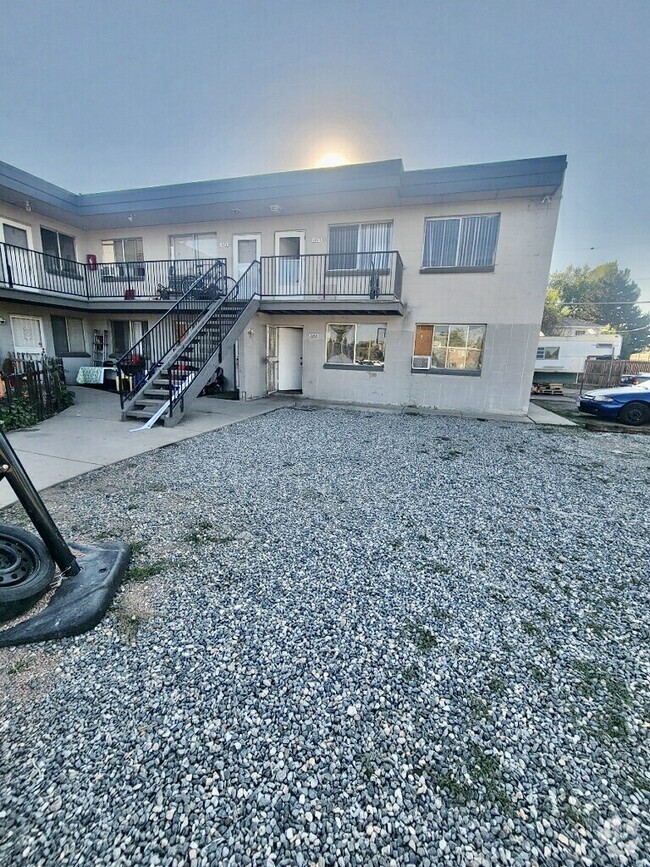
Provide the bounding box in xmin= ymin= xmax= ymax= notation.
xmin=274 ymin=231 xmax=305 ymax=295
xmin=277 ymin=327 xmax=303 ymax=391
xmin=1 ymin=221 xmax=35 ymax=288
xmin=10 ymin=315 xmax=45 ymax=356
xmin=233 ymin=234 xmax=261 ymax=279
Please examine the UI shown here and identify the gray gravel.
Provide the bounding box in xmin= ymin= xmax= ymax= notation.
xmin=1 ymin=407 xmax=649 ymax=867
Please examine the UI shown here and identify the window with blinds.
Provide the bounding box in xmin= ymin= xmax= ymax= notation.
xmin=51 ymin=316 xmax=86 ymax=355
xmin=102 ymin=238 xmax=144 ymax=263
xmin=328 ymin=222 xmax=392 ymax=271
xmin=422 ymin=215 xmax=500 ymax=270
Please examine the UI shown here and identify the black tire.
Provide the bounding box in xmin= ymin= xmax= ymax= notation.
xmin=0 ymin=525 xmax=56 ymax=602
xmin=181 ymin=275 xmax=197 ymax=295
xmin=618 ymin=401 xmax=650 ymax=427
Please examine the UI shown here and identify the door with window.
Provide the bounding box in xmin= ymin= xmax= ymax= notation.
xmin=266 ymin=326 xmax=278 ymax=394
xmin=1 ymin=221 xmax=34 ymax=287
xmin=274 ymin=231 xmax=305 ymax=295
xmin=10 ymin=315 xmax=45 ymax=357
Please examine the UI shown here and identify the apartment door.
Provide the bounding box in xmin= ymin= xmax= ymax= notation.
xmin=1 ymin=221 xmax=35 ymax=288
xmin=274 ymin=231 xmax=305 ymax=295
xmin=233 ymin=234 xmax=260 ymax=279
xmin=277 ymin=327 xmax=303 ymax=391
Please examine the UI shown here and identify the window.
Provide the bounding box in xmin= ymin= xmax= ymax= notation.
xmin=413 ymin=324 xmax=486 ymax=373
xmin=170 ymin=233 xmax=218 ymax=261
xmin=325 ymin=323 xmax=386 ymax=367
xmin=2 ymin=223 xmax=29 ymax=248
xmin=10 ymin=315 xmax=45 ymax=355
xmin=543 ymin=347 xmax=560 ymax=360
xmin=421 ymin=215 xmax=500 ymax=270
xmin=51 ymin=316 xmax=86 ymax=355
xmin=536 ymin=347 xmax=545 ymax=359
xmin=110 ymin=320 xmax=149 ymax=357
xmin=575 ymin=329 xmax=586 ymax=336
xmin=328 ymin=222 xmax=392 ymax=271
xmin=102 ymin=238 xmax=144 ymax=263
xmin=40 ymin=227 xmax=80 ymax=277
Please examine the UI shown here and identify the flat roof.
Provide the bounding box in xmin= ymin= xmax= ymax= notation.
xmin=0 ymin=155 xmax=567 ymax=230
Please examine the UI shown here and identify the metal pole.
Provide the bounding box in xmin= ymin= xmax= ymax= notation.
xmin=0 ymin=429 xmax=80 ymax=576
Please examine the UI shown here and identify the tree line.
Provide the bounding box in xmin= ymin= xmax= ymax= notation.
xmin=543 ymin=262 xmax=650 ymax=359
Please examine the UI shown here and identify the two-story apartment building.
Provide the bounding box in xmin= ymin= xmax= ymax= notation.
xmin=0 ymin=155 xmax=566 ymax=424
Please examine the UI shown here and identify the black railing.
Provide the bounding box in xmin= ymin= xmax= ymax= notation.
xmin=259 ymin=251 xmax=403 ymax=300
xmin=168 ymin=261 xmax=261 ymax=418
xmin=1 ymin=243 xmax=87 ymax=298
xmin=0 ymin=243 xmax=227 ymax=302
xmin=87 ymin=257 xmax=226 ymax=300
xmin=117 ymin=260 xmax=228 ymax=407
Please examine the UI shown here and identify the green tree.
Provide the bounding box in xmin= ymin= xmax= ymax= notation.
xmin=548 ymin=262 xmax=650 ymax=358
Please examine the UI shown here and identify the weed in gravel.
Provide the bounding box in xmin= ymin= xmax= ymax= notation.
xmin=208 ymin=535 xmax=236 ymax=545
xmin=9 ymin=656 xmax=34 ymax=677
xmin=488 ymin=676 xmax=506 ymax=694
xmin=402 ymin=665 xmax=419 ymax=682
xmin=469 ymin=745 xmax=511 ymax=812
xmin=489 ymin=588 xmax=509 ymax=603
xmin=571 ymin=660 xmax=631 ymax=741
xmin=124 ymin=562 xmax=165 ymax=583
xmin=562 ymin=802 xmax=588 ymax=828
xmin=390 ymin=539 xmax=404 ymax=550
xmin=585 ymin=619 xmax=605 ymax=637
xmin=468 ymin=695 xmax=489 ymax=718
xmin=113 ymin=609 xmax=148 ymax=644
xmin=148 ymin=482 xmax=167 ymax=492
xmin=529 ymin=664 xmax=547 ymax=684
xmin=130 ymin=541 xmax=147 ymax=554
xmin=522 ymin=620 xmax=541 ymax=636
xmin=531 ymin=580 xmax=550 ymax=595
xmin=597 ymin=708 xmax=628 ymax=741
xmin=430 ymin=770 xmax=473 ymax=803
xmin=540 ymin=608 xmax=551 ymax=623
xmin=418 ymin=532 xmax=431 ymax=542
xmin=440 ymin=449 xmax=465 ymax=459
xmin=406 ymin=620 xmax=438 ymax=652
xmin=431 ymin=604 xmax=451 ymax=620
xmin=432 ymin=563 xmax=452 ymax=575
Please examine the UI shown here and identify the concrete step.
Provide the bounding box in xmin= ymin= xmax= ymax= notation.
xmin=125 ymin=409 xmax=168 ymax=421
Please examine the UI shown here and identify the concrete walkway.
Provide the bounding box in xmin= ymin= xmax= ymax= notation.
xmin=0 ymin=387 xmax=576 ymax=510
xmin=0 ymin=387 xmax=295 ymax=509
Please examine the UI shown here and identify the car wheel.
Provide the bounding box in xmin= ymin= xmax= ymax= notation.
xmin=0 ymin=525 xmax=56 ymax=602
xmin=618 ymin=401 xmax=650 ymax=426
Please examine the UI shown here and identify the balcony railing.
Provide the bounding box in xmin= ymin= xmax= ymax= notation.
xmin=259 ymin=251 xmax=403 ymax=300
xmin=0 ymin=243 xmax=403 ymax=304
xmin=0 ymin=243 xmax=227 ymax=301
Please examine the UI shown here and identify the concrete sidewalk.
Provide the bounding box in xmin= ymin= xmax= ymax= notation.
xmin=0 ymin=387 xmax=295 ymax=509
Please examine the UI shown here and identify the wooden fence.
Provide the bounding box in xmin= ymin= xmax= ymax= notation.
xmin=581 ymin=357 xmax=650 ymax=389
xmin=0 ymin=354 xmax=74 ymax=430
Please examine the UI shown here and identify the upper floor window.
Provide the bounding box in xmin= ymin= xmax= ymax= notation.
xmin=542 ymin=347 xmax=560 ymax=360
xmin=170 ymin=233 xmax=218 ymax=261
xmin=102 ymin=238 xmax=144 ymax=263
xmin=41 ymin=227 xmax=80 ymax=276
xmin=421 ymin=214 xmax=500 ymax=271
xmin=328 ymin=222 xmax=392 ymax=271
xmin=536 ymin=347 xmax=545 ymax=359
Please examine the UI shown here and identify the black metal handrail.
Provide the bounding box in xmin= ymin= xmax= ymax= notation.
xmin=168 ymin=261 xmax=261 ymax=418
xmin=87 ymin=257 xmax=226 ymax=300
xmin=117 ymin=260 xmax=227 ymax=407
xmin=0 ymin=243 xmax=227 ymax=302
xmin=1 ymin=243 xmax=87 ymax=298
xmin=259 ymin=251 xmax=403 ymax=300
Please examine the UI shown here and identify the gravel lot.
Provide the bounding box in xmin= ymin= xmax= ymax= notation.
xmin=1 ymin=407 xmax=648 ymax=867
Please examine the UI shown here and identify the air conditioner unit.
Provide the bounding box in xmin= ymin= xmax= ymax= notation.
xmin=412 ymin=355 xmax=431 ymax=370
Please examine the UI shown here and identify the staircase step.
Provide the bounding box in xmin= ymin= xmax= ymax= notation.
xmin=134 ymin=398 xmax=168 ymax=407
xmin=143 ymin=388 xmax=169 ymax=397
xmin=125 ymin=409 xmax=169 ymax=421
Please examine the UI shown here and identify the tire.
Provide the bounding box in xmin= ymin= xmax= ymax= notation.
xmin=0 ymin=524 xmax=56 ymax=602
xmin=618 ymin=401 xmax=650 ymax=426
xmin=181 ymin=275 xmax=197 ymax=295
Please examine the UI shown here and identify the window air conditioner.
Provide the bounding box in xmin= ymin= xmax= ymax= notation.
xmin=412 ymin=355 xmax=431 ymax=370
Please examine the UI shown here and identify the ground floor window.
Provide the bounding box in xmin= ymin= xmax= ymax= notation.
xmin=10 ymin=315 xmax=45 ymax=355
xmin=51 ymin=315 xmax=86 ymax=355
xmin=110 ymin=320 xmax=149 ymax=357
xmin=325 ymin=323 xmax=386 ymax=367
xmin=413 ymin=323 xmax=485 ymax=372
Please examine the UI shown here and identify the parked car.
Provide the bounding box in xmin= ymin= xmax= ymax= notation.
xmin=619 ymin=372 xmax=650 ymax=386
xmin=579 ymin=383 xmax=650 ymax=426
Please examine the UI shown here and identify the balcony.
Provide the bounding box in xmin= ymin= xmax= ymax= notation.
xmin=0 ymin=243 xmax=228 ymax=310
xmin=258 ymin=252 xmax=403 ymax=314
xmin=0 ymin=243 xmax=404 ymax=314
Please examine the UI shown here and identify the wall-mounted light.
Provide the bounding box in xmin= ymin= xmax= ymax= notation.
xmin=25 ymin=201 xmax=32 ymax=212
xmin=269 ymin=204 xmax=281 ymax=212
xmin=127 ymin=214 xmax=135 ymax=223
xmin=0 ymin=317 xmax=6 ymax=325
xmin=231 ymin=208 xmax=241 ymax=214
xmin=247 ymin=328 xmax=255 ymax=337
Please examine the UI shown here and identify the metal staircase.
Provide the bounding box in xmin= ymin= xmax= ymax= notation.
xmin=118 ymin=261 xmax=261 ymax=427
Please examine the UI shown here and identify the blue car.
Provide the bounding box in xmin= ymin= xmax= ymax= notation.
xmin=579 ymin=383 xmax=650 ymax=426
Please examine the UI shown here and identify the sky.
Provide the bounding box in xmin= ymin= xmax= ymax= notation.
xmin=1 ymin=0 xmax=649 ymax=301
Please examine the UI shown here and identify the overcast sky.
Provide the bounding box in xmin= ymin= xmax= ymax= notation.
xmin=1 ymin=0 xmax=649 ymax=301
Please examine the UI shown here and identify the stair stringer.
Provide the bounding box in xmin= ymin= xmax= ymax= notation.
xmin=162 ymin=297 xmax=260 ymax=427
